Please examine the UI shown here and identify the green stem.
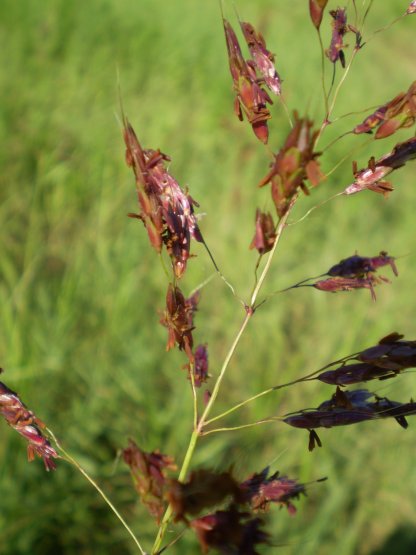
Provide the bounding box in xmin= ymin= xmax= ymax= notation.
xmin=151 ymin=430 xmax=198 ymax=554
xmin=327 ymin=50 xmax=358 ymax=122
xmin=151 ymin=200 xmax=295 ymax=554
xmin=189 ymin=366 xmax=198 ymax=430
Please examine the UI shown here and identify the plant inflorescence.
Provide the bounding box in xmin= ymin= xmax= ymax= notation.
xmin=2 ymin=2 xmax=416 ymax=553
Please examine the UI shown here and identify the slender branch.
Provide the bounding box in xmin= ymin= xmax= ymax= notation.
xmin=205 ymin=372 xmax=320 ymax=426
xmin=314 ymin=48 xmax=359 ymax=150
xmin=325 ymin=136 xmax=373 ymax=179
xmin=156 ymin=528 xmax=187 ymax=554
xmin=187 ymin=272 xmax=216 ymax=299
xmin=201 ymin=237 xmax=245 ymax=306
xmin=189 ymin=366 xmax=198 ymax=430
xmin=47 ymin=428 xmax=146 ymax=555
xmin=327 ymin=50 xmax=358 ymax=121
xmin=286 ymin=193 xmax=343 ymax=227
xmin=202 ymin=417 xmax=280 ymax=436
xmin=317 ymin=30 xmax=329 ymax=116
xmin=365 ymin=14 xmax=405 ymax=44
xmin=321 ymin=131 xmax=352 ymax=153
xmin=279 ymin=95 xmax=293 ymax=128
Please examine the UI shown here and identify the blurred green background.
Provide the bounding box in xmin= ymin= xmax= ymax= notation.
xmin=1 ymin=0 xmax=416 ymax=553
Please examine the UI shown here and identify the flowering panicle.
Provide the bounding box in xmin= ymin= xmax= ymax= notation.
xmin=326 ymin=252 xmax=398 ymax=278
xmin=284 ymin=387 xmax=416 ymax=451
xmin=344 ymin=136 xmax=416 ymax=196
xmin=123 ymin=120 xmax=203 ymax=277
xmin=168 ymin=464 xmax=319 ymax=552
xmin=407 ymin=1 xmax=416 ymax=15
xmin=285 ymin=251 xmax=397 ymax=300
xmin=258 ymin=112 xmax=323 ymax=217
xmin=0 ymin=378 xmax=58 ymax=471
xmin=312 ymin=274 xmax=388 ymax=300
xmin=250 ymin=209 xmax=276 ymax=254
xmin=191 ymin=506 xmax=269 ymax=555
xmin=326 ymin=8 xmax=348 ymax=67
xmin=240 ymin=467 xmax=306 ymax=515
xmin=317 ymin=362 xmax=401 ymax=386
xmin=122 ymin=439 xmax=176 ymax=523
xmin=323 ymin=332 xmax=416 ymax=370
xmin=317 ymin=332 xmax=416 ymax=385
xmin=353 ymin=81 xmax=416 ymax=139
xmin=167 ymin=469 xmax=242 ymax=522
xmin=223 ymin=17 xmax=281 ymax=143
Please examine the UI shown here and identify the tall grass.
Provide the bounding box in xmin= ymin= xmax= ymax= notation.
xmin=1 ymin=1 xmax=416 ymax=553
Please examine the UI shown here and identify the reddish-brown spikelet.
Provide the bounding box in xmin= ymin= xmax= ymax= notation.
xmin=160 ymin=284 xmax=199 ymax=362
xmin=239 ymin=21 xmax=281 ymax=95
xmin=250 ymin=209 xmax=276 ymax=254
xmin=326 ymin=8 xmax=348 ymax=67
xmin=223 ymin=18 xmax=273 ymax=143
xmin=353 ymin=81 xmax=416 ymax=138
xmin=122 ymin=439 xmax=176 ymax=523
xmin=317 ymin=362 xmax=401 ymax=386
xmin=309 ymin=0 xmax=329 ymax=30
xmin=167 ymin=469 xmax=242 ymax=522
xmin=193 ymin=344 xmax=210 ymax=387
xmin=313 ymin=274 xmax=388 ymax=301
xmin=345 ymin=136 xmax=416 ymax=196
xmin=407 ymin=1 xmax=416 ymax=15
xmin=284 ymin=388 xmax=416 ymax=450
xmin=0 ymin=378 xmax=58 ymax=471
xmin=357 ymin=332 xmax=416 ymax=369
xmin=190 ymin=505 xmax=269 ymax=554
xmin=259 ymin=112 xmax=323 ymax=217
xmin=327 ymin=251 xmax=398 ymax=278
xmin=123 ymin=119 xmax=203 ymax=277
xmin=240 ymin=467 xmax=306 ymax=515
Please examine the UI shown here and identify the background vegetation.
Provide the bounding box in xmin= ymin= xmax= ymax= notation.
xmin=1 ymin=0 xmax=415 ymax=553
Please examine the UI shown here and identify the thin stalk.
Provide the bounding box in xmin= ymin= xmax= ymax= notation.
xmin=314 ymin=49 xmax=359 ymax=150
xmin=205 ymin=373 xmax=319 ymax=426
xmin=365 ymin=14 xmax=405 ymax=44
xmin=202 ymin=417 xmax=280 ymax=436
xmin=251 ymin=252 xmax=263 ymax=298
xmin=327 ymin=50 xmax=358 ymax=122
xmin=187 ymin=272 xmax=216 ymax=299
xmin=151 ymin=200 xmax=295 ymax=554
xmin=189 ymin=366 xmax=198 ymax=430
xmin=280 ymin=95 xmax=293 ymax=128
xmin=325 ymin=136 xmax=373 ymax=179
xmin=47 ymin=428 xmax=146 ymax=555
xmin=286 ymin=193 xmax=343 ymax=228
xmin=321 ymin=131 xmax=352 ymax=153
xmin=205 ymin=387 xmax=275 ymax=426
xmin=201 ymin=237 xmax=245 ymax=306
xmin=317 ymin=30 xmax=329 ymax=116
xmin=156 ymin=528 xmax=187 ymax=554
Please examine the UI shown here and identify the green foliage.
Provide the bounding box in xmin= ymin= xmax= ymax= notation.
xmin=1 ymin=0 xmax=416 ymax=553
